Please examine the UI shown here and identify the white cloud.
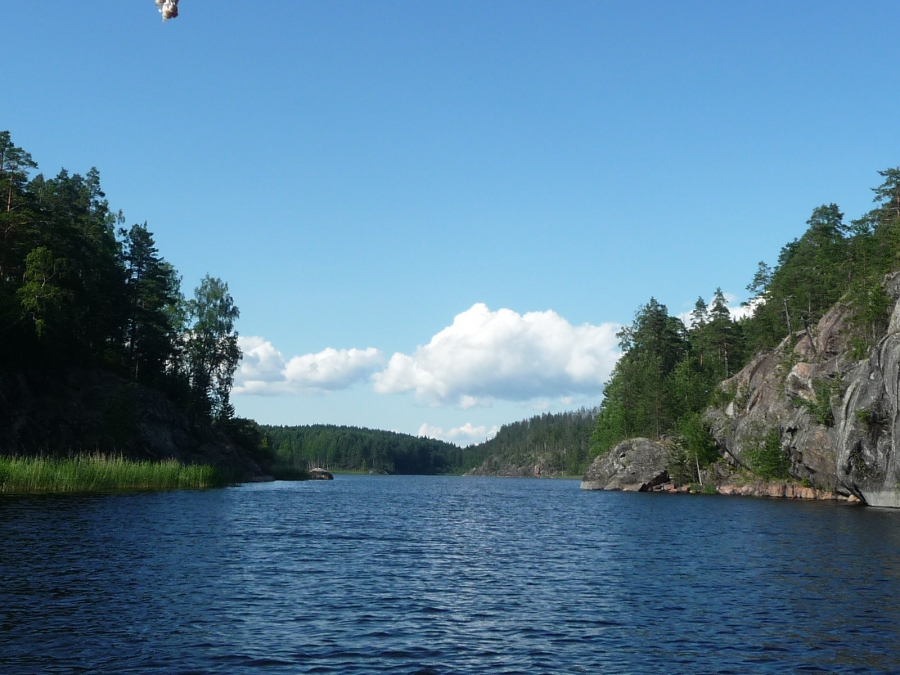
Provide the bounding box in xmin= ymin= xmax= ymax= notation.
xmin=459 ymin=395 xmax=491 ymax=409
xmin=373 ymin=303 xmax=620 ymax=406
xmin=234 ymin=336 xmax=384 ymax=395
xmin=236 ymin=336 xmax=286 ymax=385
xmin=284 ymin=347 xmax=383 ymax=389
xmin=418 ymin=422 xmax=500 ymax=445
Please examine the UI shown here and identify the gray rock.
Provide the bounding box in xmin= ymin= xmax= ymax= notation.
xmin=705 ymin=271 xmax=900 ymax=506
xmin=833 ymin=309 xmax=900 ymax=505
xmin=581 ymin=438 xmax=670 ymax=491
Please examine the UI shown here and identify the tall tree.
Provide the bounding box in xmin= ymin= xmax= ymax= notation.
xmin=185 ymin=275 xmax=241 ymax=419
xmin=120 ymin=223 xmax=184 ymax=383
xmin=705 ymin=287 xmax=741 ymax=378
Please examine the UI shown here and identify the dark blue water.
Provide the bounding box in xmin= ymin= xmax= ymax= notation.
xmin=2 ymin=476 xmax=900 ymax=674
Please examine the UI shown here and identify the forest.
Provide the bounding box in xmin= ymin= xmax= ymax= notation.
xmin=265 ymin=410 xmax=599 ymax=477
xmin=0 ymin=131 xmax=256 ymax=454
xmin=591 ymin=167 xmax=900 ymax=476
xmin=262 ymin=424 xmax=487 ymax=474
xmin=466 ymin=408 xmax=597 ymax=476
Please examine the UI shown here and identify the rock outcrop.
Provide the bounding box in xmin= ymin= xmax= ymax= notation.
xmin=465 ymin=460 xmax=568 ymax=478
xmin=706 ymin=272 xmax=900 ymax=507
xmin=714 ymin=481 xmax=859 ymax=502
xmin=581 ymin=438 xmax=670 ymax=491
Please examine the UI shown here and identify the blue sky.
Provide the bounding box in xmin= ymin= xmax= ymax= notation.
xmin=6 ymin=1 xmax=900 ymax=443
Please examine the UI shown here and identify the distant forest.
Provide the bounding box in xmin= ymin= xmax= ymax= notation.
xmin=262 ymin=425 xmax=485 ymax=474
xmin=591 ymin=167 xmax=900 ymax=473
xmin=265 ymin=408 xmax=598 ymax=476
xmin=469 ymin=408 xmax=597 ymax=476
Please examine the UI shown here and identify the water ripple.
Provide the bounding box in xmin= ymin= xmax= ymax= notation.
xmin=2 ymin=477 xmax=900 ymax=673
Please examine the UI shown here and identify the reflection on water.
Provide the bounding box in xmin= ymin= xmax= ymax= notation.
xmin=2 ymin=476 xmax=900 ymax=673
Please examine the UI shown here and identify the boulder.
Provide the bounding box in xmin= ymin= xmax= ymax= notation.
xmin=581 ymin=438 xmax=670 ymax=491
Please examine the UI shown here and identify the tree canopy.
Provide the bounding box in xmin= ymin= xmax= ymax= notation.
xmin=0 ymin=131 xmax=241 ymax=429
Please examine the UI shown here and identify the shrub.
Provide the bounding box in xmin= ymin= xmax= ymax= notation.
xmin=855 ymin=408 xmax=873 ymax=432
xmin=744 ymin=428 xmax=790 ymax=480
xmin=847 ymin=336 xmax=870 ymax=362
xmin=794 ymin=378 xmax=841 ymax=427
xmin=668 ymin=413 xmax=720 ymax=484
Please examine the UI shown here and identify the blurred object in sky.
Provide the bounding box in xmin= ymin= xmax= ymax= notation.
xmin=155 ymin=0 xmax=179 ymax=22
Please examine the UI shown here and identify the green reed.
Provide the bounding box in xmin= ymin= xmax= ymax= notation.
xmin=0 ymin=455 xmax=230 ymax=494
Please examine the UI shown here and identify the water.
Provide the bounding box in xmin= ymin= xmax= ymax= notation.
xmin=2 ymin=476 xmax=900 ymax=674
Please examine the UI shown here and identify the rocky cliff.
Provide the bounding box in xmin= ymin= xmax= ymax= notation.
xmin=464 ymin=460 xmax=567 ymax=478
xmin=706 ymin=272 xmax=900 ymax=507
xmin=579 ymin=436 xmax=861 ymax=502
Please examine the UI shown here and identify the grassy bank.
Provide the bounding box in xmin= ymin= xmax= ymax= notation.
xmin=0 ymin=455 xmax=230 ymax=494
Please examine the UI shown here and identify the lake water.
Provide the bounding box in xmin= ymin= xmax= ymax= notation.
xmin=2 ymin=475 xmax=900 ymax=674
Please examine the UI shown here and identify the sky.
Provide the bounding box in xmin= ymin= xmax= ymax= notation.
xmin=5 ymin=1 xmax=900 ymax=444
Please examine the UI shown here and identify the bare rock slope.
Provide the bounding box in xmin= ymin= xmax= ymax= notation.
xmin=706 ymin=272 xmax=900 ymax=507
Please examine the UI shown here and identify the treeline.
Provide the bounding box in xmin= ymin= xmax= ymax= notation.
xmin=262 ymin=425 xmax=487 ymax=474
xmin=591 ymin=167 xmax=900 ymax=473
xmin=0 ymin=131 xmax=246 ymax=432
xmin=470 ymin=408 xmax=597 ymax=476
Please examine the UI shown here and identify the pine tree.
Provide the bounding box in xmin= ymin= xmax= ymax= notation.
xmin=120 ymin=223 xmax=184 ymax=383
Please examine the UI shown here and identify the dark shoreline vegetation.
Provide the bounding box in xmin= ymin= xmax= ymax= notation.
xmin=0 ymin=130 xmax=279 ymax=490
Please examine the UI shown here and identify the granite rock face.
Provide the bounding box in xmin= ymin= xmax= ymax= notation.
xmin=706 ymin=272 xmax=900 ymax=506
xmin=581 ymin=438 xmax=670 ymax=491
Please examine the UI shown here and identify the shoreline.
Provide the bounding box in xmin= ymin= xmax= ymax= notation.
xmin=582 ymin=477 xmax=863 ymax=504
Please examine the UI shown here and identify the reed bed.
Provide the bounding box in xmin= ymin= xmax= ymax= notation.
xmin=0 ymin=455 xmax=229 ymax=494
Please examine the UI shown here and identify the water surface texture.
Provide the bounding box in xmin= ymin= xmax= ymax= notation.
xmin=2 ymin=476 xmax=900 ymax=673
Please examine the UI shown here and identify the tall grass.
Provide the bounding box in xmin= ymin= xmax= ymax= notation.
xmin=0 ymin=455 xmax=230 ymax=494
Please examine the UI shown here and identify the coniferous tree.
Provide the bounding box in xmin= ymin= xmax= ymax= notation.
xmin=705 ymin=288 xmax=742 ymax=379
xmin=0 ymin=132 xmax=37 ymax=281
xmin=591 ymin=298 xmax=686 ymax=452
xmin=120 ymin=223 xmax=185 ymax=383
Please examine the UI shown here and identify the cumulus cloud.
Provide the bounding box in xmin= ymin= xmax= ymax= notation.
xmin=234 ymin=336 xmax=383 ymax=395
xmin=372 ymin=303 xmax=620 ymax=406
xmin=418 ymin=422 xmax=500 ymax=444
